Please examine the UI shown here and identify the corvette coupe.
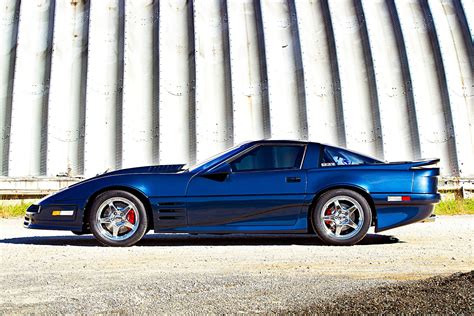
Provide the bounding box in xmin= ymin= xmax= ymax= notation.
xmin=25 ymin=140 xmax=440 ymax=246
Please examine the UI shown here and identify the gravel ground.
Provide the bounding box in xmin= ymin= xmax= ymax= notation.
xmin=0 ymin=215 xmax=473 ymax=314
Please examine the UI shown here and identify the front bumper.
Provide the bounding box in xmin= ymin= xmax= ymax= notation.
xmin=24 ymin=204 xmax=83 ymax=231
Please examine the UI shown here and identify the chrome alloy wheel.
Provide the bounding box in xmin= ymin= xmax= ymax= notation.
xmin=94 ymin=197 xmax=140 ymax=241
xmin=320 ymin=195 xmax=365 ymax=240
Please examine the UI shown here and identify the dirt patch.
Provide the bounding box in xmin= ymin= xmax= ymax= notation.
xmin=293 ymin=271 xmax=474 ymax=314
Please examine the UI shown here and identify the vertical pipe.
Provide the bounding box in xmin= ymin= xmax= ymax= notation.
xmin=287 ymin=0 xmax=308 ymax=140
xmin=158 ymin=0 xmax=192 ymax=165
xmin=9 ymin=0 xmax=53 ymax=176
xmin=459 ymin=0 xmax=473 ymax=37
xmin=419 ymin=0 xmax=458 ymax=175
xmin=424 ymin=0 xmax=473 ymax=177
xmin=40 ymin=0 xmax=55 ymax=175
xmin=387 ymin=0 xmax=421 ymax=159
xmin=253 ymin=0 xmax=271 ymax=139
xmin=152 ymin=0 xmax=159 ymax=164
xmin=226 ymin=0 xmax=265 ymax=143
xmin=115 ymin=0 xmax=124 ymax=170
xmin=453 ymin=0 xmax=474 ymax=165
xmin=0 ymin=0 xmax=20 ymax=176
xmin=187 ymin=0 xmax=197 ymax=164
xmin=84 ymin=0 xmax=122 ymax=176
xmin=77 ymin=0 xmax=90 ymax=176
xmin=221 ymin=0 xmax=234 ymax=146
xmin=193 ymin=0 xmax=232 ymax=161
xmin=293 ymin=0 xmax=337 ymax=144
xmin=46 ymin=0 xmax=88 ymax=177
xmin=453 ymin=0 xmax=473 ymax=70
xmin=287 ymin=0 xmax=308 ymax=139
xmin=121 ymin=0 xmax=154 ymax=169
xmin=326 ymin=0 xmax=378 ymax=156
xmin=354 ymin=0 xmax=384 ymax=159
xmin=320 ymin=0 xmax=346 ymax=147
xmin=358 ymin=0 xmax=417 ymax=161
xmin=259 ymin=0 xmax=304 ymax=140
xmin=393 ymin=0 xmax=452 ymax=175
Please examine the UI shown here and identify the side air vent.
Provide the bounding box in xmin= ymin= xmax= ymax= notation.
xmin=148 ymin=164 xmax=185 ymax=173
xmin=155 ymin=202 xmax=186 ymax=228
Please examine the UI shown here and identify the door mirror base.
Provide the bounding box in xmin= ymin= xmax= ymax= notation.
xmin=201 ymin=163 xmax=232 ymax=181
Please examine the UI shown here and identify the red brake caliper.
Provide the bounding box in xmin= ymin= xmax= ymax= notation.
xmin=126 ymin=210 xmax=135 ymax=228
xmin=324 ymin=208 xmax=332 ymax=225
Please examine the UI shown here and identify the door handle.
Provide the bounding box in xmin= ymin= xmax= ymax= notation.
xmin=286 ymin=176 xmax=301 ymax=183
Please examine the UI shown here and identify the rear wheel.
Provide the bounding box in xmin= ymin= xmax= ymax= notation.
xmin=312 ymin=189 xmax=371 ymax=246
xmin=89 ymin=190 xmax=148 ymax=247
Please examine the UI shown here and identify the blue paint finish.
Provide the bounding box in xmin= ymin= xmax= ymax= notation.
xmin=159 ymin=216 xmax=308 ymax=234
xmin=24 ymin=203 xmax=83 ymax=231
xmin=185 ymin=194 xmax=307 ymax=227
xmin=371 ymin=193 xmax=440 ymax=231
xmin=186 ymin=168 xmax=307 ymax=227
xmin=375 ymin=204 xmax=435 ymax=232
xmin=24 ymin=140 xmax=440 ymax=238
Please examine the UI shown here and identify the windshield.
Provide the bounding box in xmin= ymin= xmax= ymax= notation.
xmin=187 ymin=142 xmax=249 ymax=172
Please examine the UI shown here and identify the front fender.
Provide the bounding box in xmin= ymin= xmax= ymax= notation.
xmin=36 ymin=173 xmax=191 ymax=225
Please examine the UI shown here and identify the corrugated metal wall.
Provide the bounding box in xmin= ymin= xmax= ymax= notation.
xmin=0 ymin=0 xmax=472 ymax=179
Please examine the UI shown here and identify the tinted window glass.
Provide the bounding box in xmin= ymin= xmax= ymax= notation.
xmin=321 ymin=146 xmax=379 ymax=166
xmin=230 ymin=145 xmax=304 ymax=172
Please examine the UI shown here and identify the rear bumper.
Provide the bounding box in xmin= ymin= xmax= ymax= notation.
xmin=372 ymin=193 xmax=440 ymax=232
xmin=371 ymin=193 xmax=441 ymax=205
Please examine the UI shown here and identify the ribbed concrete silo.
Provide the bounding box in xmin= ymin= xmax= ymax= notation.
xmin=0 ymin=0 xmax=472 ymax=186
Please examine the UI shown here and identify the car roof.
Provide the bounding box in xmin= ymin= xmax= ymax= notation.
xmin=246 ymin=139 xmax=313 ymax=145
xmin=246 ymin=139 xmax=382 ymax=161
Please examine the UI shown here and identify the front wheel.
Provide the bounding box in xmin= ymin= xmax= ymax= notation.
xmin=89 ymin=190 xmax=148 ymax=247
xmin=312 ymin=189 xmax=372 ymax=246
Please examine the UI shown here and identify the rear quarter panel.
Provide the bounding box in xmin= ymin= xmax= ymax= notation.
xmin=306 ymin=166 xmax=438 ymax=232
xmin=306 ymin=167 xmax=414 ymax=194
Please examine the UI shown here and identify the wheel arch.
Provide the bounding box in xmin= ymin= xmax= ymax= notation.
xmin=308 ymin=185 xmax=377 ymax=233
xmin=82 ymin=186 xmax=154 ymax=231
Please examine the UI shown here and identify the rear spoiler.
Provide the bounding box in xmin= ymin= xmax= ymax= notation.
xmin=408 ymin=159 xmax=440 ymax=169
xmin=381 ymin=158 xmax=440 ymax=170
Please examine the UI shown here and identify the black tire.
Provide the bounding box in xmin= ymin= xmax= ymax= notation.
xmin=89 ymin=190 xmax=148 ymax=247
xmin=312 ymin=189 xmax=372 ymax=246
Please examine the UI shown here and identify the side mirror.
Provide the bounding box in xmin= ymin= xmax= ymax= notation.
xmin=202 ymin=163 xmax=232 ymax=181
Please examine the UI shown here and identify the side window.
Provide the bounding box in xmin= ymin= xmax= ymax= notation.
xmin=230 ymin=145 xmax=305 ymax=172
xmin=321 ymin=146 xmax=379 ymax=166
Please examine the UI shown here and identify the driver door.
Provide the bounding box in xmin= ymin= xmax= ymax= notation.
xmin=185 ymin=144 xmax=308 ymax=231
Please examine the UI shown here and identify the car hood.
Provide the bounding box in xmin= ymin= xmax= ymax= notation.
xmin=38 ymin=164 xmax=190 ymax=205
xmin=98 ymin=164 xmax=187 ymax=177
xmin=66 ymin=164 xmax=188 ymax=189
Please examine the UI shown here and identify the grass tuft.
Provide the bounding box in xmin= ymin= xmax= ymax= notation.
xmin=434 ymin=198 xmax=474 ymax=216
xmin=0 ymin=203 xmax=31 ymax=218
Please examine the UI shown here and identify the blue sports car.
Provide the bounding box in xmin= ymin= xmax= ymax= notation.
xmin=24 ymin=140 xmax=440 ymax=246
